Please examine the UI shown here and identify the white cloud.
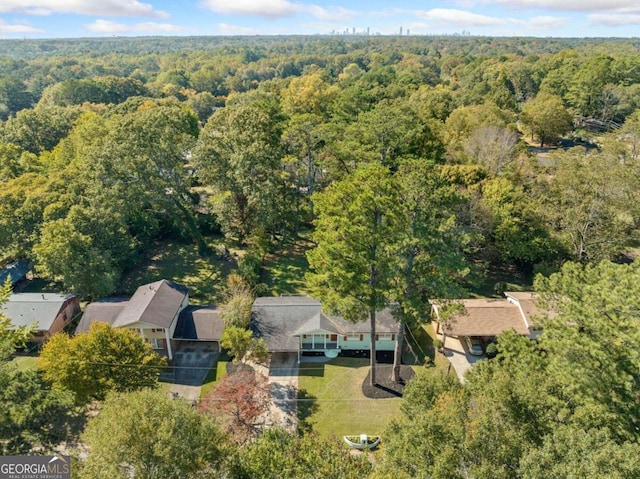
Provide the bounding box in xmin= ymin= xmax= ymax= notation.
xmin=511 ymin=15 xmax=567 ymax=29
xmin=0 ymin=1 xmax=169 ymax=18
xmin=481 ymin=0 xmax=639 ymax=13
xmin=87 ymin=19 xmax=186 ymax=33
xmin=216 ymin=22 xmax=258 ymax=34
xmin=306 ymin=5 xmax=354 ymax=22
xmin=589 ymin=13 xmax=640 ymax=26
xmin=201 ymin=0 xmax=301 ymax=18
xmin=416 ymin=8 xmax=505 ymax=26
xmin=0 ymin=19 xmax=44 ymax=33
xmin=201 ymin=0 xmax=355 ymax=21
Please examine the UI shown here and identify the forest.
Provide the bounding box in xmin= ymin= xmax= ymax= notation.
xmin=1 ymin=35 xmax=639 ymax=477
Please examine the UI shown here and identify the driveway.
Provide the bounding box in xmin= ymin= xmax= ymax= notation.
xmin=442 ymin=336 xmax=484 ymax=383
xmin=260 ymin=352 xmax=299 ymax=432
xmin=170 ymin=341 xmax=219 ymax=401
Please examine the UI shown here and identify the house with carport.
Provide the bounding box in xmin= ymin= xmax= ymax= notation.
xmin=431 ymin=291 xmax=544 ymax=347
xmin=251 ymin=296 xmax=400 ymax=363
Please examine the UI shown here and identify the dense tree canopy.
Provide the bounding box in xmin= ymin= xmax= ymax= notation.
xmin=39 ymin=322 xmax=166 ymax=404
xmin=377 ymin=259 xmax=640 ymax=478
xmin=0 ymin=36 xmax=639 ymax=297
xmin=79 ymin=389 xmax=226 ymax=479
xmin=0 ymin=34 xmax=637 ymax=477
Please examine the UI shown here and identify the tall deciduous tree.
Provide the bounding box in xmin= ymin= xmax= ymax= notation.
xmin=79 ymin=389 xmax=226 ymax=479
xmin=99 ymin=103 xmax=207 ymax=253
xmin=283 ymin=113 xmax=327 ymax=221
xmin=520 ymin=93 xmax=573 ymax=147
xmin=307 ymin=164 xmax=402 ymax=385
xmin=33 ymin=205 xmax=132 ymax=299
xmin=192 ymin=92 xmax=291 ymax=243
xmin=39 ymin=322 xmax=166 ymax=404
xmin=535 ymin=146 xmax=637 ymax=262
xmin=339 ymin=98 xmax=443 ymax=170
xmin=464 ymin=126 xmax=520 ymax=175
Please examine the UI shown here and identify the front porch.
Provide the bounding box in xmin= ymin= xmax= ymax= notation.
xmin=300 ymin=333 xmax=339 ymax=351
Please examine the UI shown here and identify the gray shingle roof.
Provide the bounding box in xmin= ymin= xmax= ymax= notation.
xmin=75 ymin=298 xmax=129 ymax=334
xmin=173 ymin=306 xmax=224 ymax=341
xmin=112 ymin=279 xmax=188 ymax=329
xmin=251 ymin=296 xmax=399 ymax=351
xmin=2 ymin=293 xmax=76 ymax=330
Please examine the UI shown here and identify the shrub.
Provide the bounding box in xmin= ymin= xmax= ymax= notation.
xmin=485 ymin=342 xmax=498 ymax=358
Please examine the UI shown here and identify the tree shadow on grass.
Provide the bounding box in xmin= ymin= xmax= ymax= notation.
xmin=298 ymin=361 xmax=325 ymax=378
xmin=296 ymin=388 xmax=319 ymax=434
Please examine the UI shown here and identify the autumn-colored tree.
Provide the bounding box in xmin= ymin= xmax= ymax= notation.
xmin=200 ymin=368 xmax=271 ymax=444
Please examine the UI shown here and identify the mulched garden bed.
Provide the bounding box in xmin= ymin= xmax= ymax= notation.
xmin=361 ymin=364 xmax=415 ymax=399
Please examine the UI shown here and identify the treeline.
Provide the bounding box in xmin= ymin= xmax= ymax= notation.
xmin=1 ymin=36 xmax=640 ymax=298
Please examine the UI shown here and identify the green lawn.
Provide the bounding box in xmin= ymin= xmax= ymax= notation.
xmin=262 ymin=237 xmax=313 ymax=297
xmin=120 ymin=236 xmax=238 ymax=304
xmin=297 ymin=357 xmax=403 ymax=439
xmin=200 ymin=353 xmax=230 ymax=399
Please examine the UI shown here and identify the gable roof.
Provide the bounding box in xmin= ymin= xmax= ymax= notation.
xmin=291 ymin=312 xmax=340 ymax=336
xmin=251 ymin=297 xmax=322 ymax=352
xmin=75 ymin=298 xmax=129 ymax=334
xmin=112 ymin=279 xmax=188 ymax=329
xmin=251 ymin=296 xmax=400 ymax=351
xmin=2 ymin=293 xmax=76 ymax=330
xmin=435 ymin=298 xmax=530 ymax=336
xmin=173 ymin=306 xmax=225 ymax=341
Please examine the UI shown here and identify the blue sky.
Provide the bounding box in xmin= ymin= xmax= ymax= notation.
xmin=0 ymin=0 xmax=639 ymax=39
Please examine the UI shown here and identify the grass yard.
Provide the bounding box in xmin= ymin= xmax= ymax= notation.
xmin=468 ymin=262 xmax=533 ymax=299
xmin=121 ymin=236 xmax=238 ymax=304
xmin=297 ymin=357 xmax=403 ymax=439
xmin=262 ymin=237 xmax=313 ymax=297
xmin=405 ymin=323 xmax=451 ymax=373
xmin=199 ymin=353 xmax=230 ymax=399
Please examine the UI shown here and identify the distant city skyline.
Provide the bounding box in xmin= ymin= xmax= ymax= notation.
xmin=1 ymin=0 xmax=639 ymax=39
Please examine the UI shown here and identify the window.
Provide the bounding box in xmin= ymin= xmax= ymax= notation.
xmin=377 ymin=333 xmax=394 ymax=341
xmin=346 ymin=333 xmax=361 ymax=341
xmin=151 ymin=328 xmax=164 ymax=333
xmin=330 ymin=334 xmax=337 ymax=341
xmin=150 ymin=338 xmax=164 ymax=349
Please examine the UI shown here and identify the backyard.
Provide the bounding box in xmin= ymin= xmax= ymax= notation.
xmin=120 ymin=236 xmax=236 ymax=304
